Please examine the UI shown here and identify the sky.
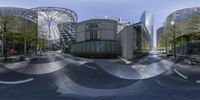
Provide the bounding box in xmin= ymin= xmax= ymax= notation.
xmin=1 ymin=0 xmax=200 ymax=47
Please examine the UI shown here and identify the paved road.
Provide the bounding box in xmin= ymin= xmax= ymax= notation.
xmin=94 ymin=54 xmax=173 ymax=79
xmin=171 ymin=56 xmax=200 ymax=82
xmin=0 ymin=52 xmax=200 ymax=100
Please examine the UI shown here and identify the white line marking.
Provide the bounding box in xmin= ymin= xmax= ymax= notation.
xmin=119 ymin=58 xmax=132 ymax=64
xmin=0 ymin=78 xmax=34 ymax=84
xmin=173 ymin=68 xmax=188 ymax=79
xmin=84 ymin=65 xmax=97 ymax=70
xmin=196 ymin=80 xmax=200 ymax=83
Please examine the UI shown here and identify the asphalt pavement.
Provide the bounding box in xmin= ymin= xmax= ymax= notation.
xmin=171 ymin=56 xmax=200 ymax=82
xmin=93 ymin=54 xmax=173 ymax=79
xmin=0 ymin=52 xmax=199 ymax=100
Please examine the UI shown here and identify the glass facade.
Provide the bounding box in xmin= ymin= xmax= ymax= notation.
xmin=0 ymin=7 xmax=38 ymax=56
xmin=140 ymin=11 xmax=153 ymax=49
xmin=164 ymin=7 xmax=200 ymax=55
xmin=70 ymin=41 xmax=120 ymax=57
xmin=134 ymin=23 xmax=151 ymax=55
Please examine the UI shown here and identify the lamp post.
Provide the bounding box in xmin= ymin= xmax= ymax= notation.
xmin=163 ymin=22 xmax=168 ymax=55
xmin=170 ymin=20 xmax=176 ymax=58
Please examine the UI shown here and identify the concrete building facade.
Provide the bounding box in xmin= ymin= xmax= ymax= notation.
xmin=119 ymin=22 xmax=151 ymax=59
xmin=70 ymin=17 xmax=151 ymax=59
xmin=70 ymin=19 xmax=120 ymax=57
xmin=156 ymin=26 xmax=165 ymax=51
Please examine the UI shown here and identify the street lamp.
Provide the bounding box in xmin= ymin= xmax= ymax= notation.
xmin=162 ymin=22 xmax=168 ymax=55
xmin=170 ymin=20 xmax=176 ymax=58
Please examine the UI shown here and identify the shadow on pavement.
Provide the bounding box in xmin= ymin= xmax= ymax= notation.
xmin=29 ymin=56 xmax=63 ymax=64
xmin=137 ymin=54 xmax=163 ymax=65
xmin=0 ymin=64 xmax=32 ymax=81
xmin=64 ymin=63 xmax=138 ymax=89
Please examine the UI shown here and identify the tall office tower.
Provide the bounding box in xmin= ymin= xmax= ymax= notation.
xmin=140 ymin=11 xmax=154 ymax=49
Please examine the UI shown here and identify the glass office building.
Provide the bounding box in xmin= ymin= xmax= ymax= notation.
xmin=32 ymin=7 xmax=77 ymax=52
xmin=57 ymin=22 xmax=76 ymax=52
xmin=140 ymin=11 xmax=153 ymax=49
xmin=164 ymin=7 xmax=200 ymax=55
xmin=0 ymin=7 xmax=38 ymax=56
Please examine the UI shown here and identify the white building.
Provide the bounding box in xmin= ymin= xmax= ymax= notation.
xmin=71 ymin=19 xmax=120 ymax=57
xmin=76 ymin=19 xmax=118 ymax=42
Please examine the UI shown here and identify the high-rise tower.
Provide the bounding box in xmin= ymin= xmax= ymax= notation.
xmin=140 ymin=11 xmax=154 ymax=49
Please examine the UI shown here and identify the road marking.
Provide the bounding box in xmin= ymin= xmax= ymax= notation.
xmin=119 ymin=58 xmax=132 ymax=64
xmin=196 ymin=80 xmax=200 ymax=83
xmin=173 ymin=68 xmax=188 ymax=79
xmin=0 ymin=78 xmax=34 ymax=84
xmin=84 ymin=65 xmax=97 ymax=70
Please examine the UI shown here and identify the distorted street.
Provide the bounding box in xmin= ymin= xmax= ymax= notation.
xmin=0 ymin=1 xmax=200 ymax=100
xmin=0 ymin=51 xmax=199 ymax=100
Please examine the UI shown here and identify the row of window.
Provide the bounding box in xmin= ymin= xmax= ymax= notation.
xmin=168 ymin=8 xmax=200 ymax=21
xmin=165 ymin=16 xmax=200 ymax=38
xmin=86 ymin=30 xmax=101 ymax=40
xmin=176 ymin=40 xmax=200 ymax=55
xmin=86 ymin=22 xmax=100 ymax=40
xmin=70 ymin=41 xmax=120 ymax=53
xmin=86 ymin=22 xmax=100 ymax=29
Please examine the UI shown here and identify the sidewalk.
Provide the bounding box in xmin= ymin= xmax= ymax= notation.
xmin=3 ymin=53 xmax=70 ymax=75
xmin=0 ymin=55 xmax=23 ymax=62
xmin=0 ymin=54 xmax=35 ymax=63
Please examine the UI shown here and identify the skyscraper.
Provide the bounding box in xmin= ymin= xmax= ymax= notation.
xmin=140 ymin=11 xmax=154 ymax=49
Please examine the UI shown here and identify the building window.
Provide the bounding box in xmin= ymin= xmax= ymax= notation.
xmin=86 ymin=30 xmax=100 ymax=40
xmin=86 ymin=22 xmax=101 ymax=40
xmin=86 ymin=22 xmax=99 ymax=29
